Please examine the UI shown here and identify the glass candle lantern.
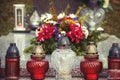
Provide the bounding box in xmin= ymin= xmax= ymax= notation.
xmin=13 ymin=4 xmax=25 ymax=31
xmin=51 ymin=31 xmax=76 ymax=80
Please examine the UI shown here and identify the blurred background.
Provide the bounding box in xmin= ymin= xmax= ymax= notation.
xmin=0 ymin=0 xmax=119 ymax=37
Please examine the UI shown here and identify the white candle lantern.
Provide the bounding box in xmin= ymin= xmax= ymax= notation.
xmin=13 ymin=4 xmax=25 ymax=31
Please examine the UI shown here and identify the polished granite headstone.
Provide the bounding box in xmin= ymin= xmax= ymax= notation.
xmin=0 ymin=32 xmax=120 ymax=69
xmin=0 ymin=32 xmax=119 ymax=79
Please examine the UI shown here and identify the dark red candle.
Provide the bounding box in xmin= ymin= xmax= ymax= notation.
xmin=5 ymin=43 xmax=20 ymax=80
xmin=108 ymin=43 xmax=120 ymax=80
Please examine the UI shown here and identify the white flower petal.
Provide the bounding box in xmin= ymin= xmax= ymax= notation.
xmin=81 ymin=25 xmax=89 ymax=39
xmin=69 ymin=14 xmax=76 ymax=18
xmin=57 ymin=12 xmax=65 ymax=19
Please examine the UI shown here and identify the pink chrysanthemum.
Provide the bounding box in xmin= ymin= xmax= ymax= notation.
xmin=66 ymin=24 xmax=84 ymax=43
xmin=37 ymin=24 xmax=56 ymax=41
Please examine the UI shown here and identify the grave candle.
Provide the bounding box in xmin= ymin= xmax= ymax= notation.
xmin=80 ymin=42 xmax=103 ymax=80
xmin=5 ymin=43 xmax=20 ymax=80
xmin=108 ymin=43 xmax=120 ymax=79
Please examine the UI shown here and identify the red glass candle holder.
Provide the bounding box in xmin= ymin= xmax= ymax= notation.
xmin=80 ymin=56 xmax=103 ymax=80
xmin=108 ymin=43 xmax=120 ymax=79
xmin=27 ymin=56 xmax=49 ymax=80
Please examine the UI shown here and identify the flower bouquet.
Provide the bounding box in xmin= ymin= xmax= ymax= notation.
xmin=25 ymin=13 xmax=88 ymax=55
xmin=35 ymin=12 xmax=89 ymax=54
xmin=24 ymin=2 xmax=106 ymax=56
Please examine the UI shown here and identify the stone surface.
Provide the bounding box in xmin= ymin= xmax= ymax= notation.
xmin=0 ymin=77 xmax=107 ymax=80
xmin=97 ymin=35 xmax=120 ymax=68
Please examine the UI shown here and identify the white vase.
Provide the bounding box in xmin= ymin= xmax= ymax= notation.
xmin=51 ymin=49 xmax=76 ymax=80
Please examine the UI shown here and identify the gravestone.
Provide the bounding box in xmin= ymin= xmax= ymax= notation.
xmin=97 ymin=35 xmax=120 ymax=68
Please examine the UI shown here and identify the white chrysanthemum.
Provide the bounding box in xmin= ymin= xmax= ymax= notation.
xmin=81 ymin=25 xmax=89 ymax=39
xmin=57 ymin=12 xmax=65 ymax=19
xmin=40 ymin=14 xmax=47 ymax=21
xmin=40 ymin=13 xmax=53 ymax=22
xmin=45 ymin=13 xmax=53 ymax=20
xmin=97 ymin=27 xmax=104 ymax=31
xmin=69 ymin=14 xmax=76 ymax=18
